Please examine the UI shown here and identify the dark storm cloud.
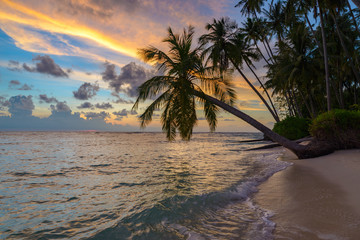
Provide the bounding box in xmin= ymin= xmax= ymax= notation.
xmin=22 ymin=55 xmax=69 ymax=78
xmin=39 ymin=94 xmax=59 ymax=104
xmin=50 ymin=102 xmax=71 ymax=112
xmin=8 ymin=95 xmax=35 ymax=116
xmin=77 ymin=102 xmax=94 ymax=109
xmin=73 ymin=82 xmax=100 ymax=100
xmin=95 ymin=102 xmax=113 ymax=109
xmin=84 ymin=111 xmax=110 ymax=119
xmin=102 ymin=62 xmax=155 ymax=97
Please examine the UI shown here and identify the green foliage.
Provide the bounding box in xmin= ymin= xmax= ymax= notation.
xmin=310 ymin=109 xmax=360 ymax=149
xmin=349 ymin=104 xmax=360 ymax=111
xmin=273 ymin=116 xmax=310 ymax=140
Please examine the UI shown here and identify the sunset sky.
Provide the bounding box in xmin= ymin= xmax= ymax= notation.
xmin=0 ymin=0 xmax=275 ymax=132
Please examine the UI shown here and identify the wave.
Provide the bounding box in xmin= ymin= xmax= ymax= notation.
xmin=90 ymin=149 xmax=291 ymax=240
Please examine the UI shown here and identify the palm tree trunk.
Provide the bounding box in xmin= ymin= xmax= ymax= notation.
xmin=244 ymin=60 xmax=280 ymax=122
xmin=255 ymin=42 xmax=271 ymax=66
xmin=318 ymin=4 xmax=331 ymax=111
xmin=299 ymin=90 xmax=313 ymax=118
xmin=351 ymin=0 xmax=360 ymax=9
xmin=331 ymin=10 xmax=359 ymax=104
xmin=291 ymin=89 xmax=303 ymax=118
xmin=229 ymin=58 xmax=280 ymax=122
xmin=264 ymin=37 xmax=276 ymax=60
xmin=284 ymin=91 xmax=295 ymax=116
xmin=262 ymin=41 xmax=275 ymax=64
xmin=193 ymin=90 xmax=333 ymax=159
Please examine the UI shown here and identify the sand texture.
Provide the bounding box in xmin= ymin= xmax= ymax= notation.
xmin=255 ymin=149 xmax=360 ymax=239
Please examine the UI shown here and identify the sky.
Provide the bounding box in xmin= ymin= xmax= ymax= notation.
xmin=0 ymin=0 xmax=276 ymax=132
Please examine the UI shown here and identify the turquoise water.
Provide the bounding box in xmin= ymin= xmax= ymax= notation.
xmin=0 ymin=132 xmax=289 ymax=239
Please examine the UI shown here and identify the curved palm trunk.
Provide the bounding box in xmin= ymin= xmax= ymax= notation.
xmin=351 ymin=0 xmax=360 ymax=9
xmin=319 ymin=4 xmax=331 ymax=111
xmin=193 ymin=90 xmax=333 ymax=159
xmin=229 ymin=58 xmax=280 ymax=122
xmin=244 ymin=60 xmax=280 ymax=122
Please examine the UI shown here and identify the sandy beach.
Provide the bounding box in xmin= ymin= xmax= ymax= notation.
xmin=255 ymin=149 xmax=360 ymax=239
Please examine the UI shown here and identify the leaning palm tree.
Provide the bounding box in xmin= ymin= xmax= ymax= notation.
xmin=133 ymin=26 xmax=333 ymax=159
xmin=133 ymin=26 xmax=236 ymax=140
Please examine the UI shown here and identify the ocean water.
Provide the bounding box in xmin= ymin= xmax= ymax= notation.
xmin=0 ymin=132 xmax=290 ymax=240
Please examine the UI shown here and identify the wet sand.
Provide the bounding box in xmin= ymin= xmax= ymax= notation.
xmin=255 ymin=149 xmax=360 ymax=239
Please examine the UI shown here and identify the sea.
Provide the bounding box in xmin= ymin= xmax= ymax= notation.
xmin=0 ymin=132 xmax=291 ymax=240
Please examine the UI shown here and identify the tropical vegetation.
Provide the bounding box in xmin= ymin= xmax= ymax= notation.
xmin=133 ymin=0 xmax=360 ymax=159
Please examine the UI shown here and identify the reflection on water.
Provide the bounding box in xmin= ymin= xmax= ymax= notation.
xmin=0 ymin=132 xmax=285 ymax=239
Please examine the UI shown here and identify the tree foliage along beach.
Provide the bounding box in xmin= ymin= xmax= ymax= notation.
xmin=133 ymin=0 xmax=360 ymax=159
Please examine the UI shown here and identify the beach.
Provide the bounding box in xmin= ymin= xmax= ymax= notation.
xmin=255 ymin=149 xmax=360 ymax=239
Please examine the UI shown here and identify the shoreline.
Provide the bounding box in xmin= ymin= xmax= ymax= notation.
xmin=255 ymin=148 xmax=360 ymax=239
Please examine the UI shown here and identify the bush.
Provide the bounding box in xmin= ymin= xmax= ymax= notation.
xmin=349 ymin=104 xmax=360 ymax=111
xmin=273 ymin=116 xmax=310 ymax=140
xmin=309 ymin=109 xmax=360 ymax=149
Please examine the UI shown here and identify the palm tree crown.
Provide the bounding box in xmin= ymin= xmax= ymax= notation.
xmin=133 ymin=26 xmax=236 ymax=140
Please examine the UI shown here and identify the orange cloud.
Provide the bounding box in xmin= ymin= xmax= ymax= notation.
xmin=0 ymin=0 xmax=232 ymax=64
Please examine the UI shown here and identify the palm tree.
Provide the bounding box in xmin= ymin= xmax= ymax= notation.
xmin=133 ymin=26 xmax=236 ymax=140
xmin=133 ymin=26 xmax=333 ymax=159
xmin=241 ymin=17 xmax=272 ymax=65
xmin=235 ymin=0 xmax=265 ymax=17
xmin=200 ymin=18 xmax=280 ymax=122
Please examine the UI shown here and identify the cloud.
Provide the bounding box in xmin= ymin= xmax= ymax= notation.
xmin=9 ymin=80 xmax=21 ymax=86
xmin=8 ymin=95 xmax=35 ymax=117
xmin=95 ymin=102 xmax=113 ymax=109
xmin=73 ymin=82 xmax=100 ymax=100
xmin=0 ymin=0 xmax=231 ymax=68
xmin=113 ymin=109 xmax=128 ymax=117
xmin=113 ymin=108 xmax=137 ymax=120
xmin=7 ymin=60 xmax=22 ymax=71
xmin=50 ymin=101 xmax=71 ymax=112
xmin=84 ymin=111 xmax=110 ymax=119
xmin=39 ymin=94 xmax=58 ymax=103
xmin=18 ymin=84 xmax=32 ymax=90
xmin=0 ymin=96 xmax=10 ymax=111
xmin=0 ymin=95 xmax=136 ymax=131
xmin=8 ymin=56 xmax=69 ymax=77
xmin=8 ymin=80 xmax=32 ymax=90
xmin=77 ymin=102 xmax=94 ymax=109
xmin=102 ymin=62 xmax=155 ymax=97
xmin=25 ymin=55 xmax=69 ymax=77
xmin=111 ymin=92 xmax=133 ymax=104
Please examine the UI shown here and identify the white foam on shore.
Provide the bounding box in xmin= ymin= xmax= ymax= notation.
xmin=241 ymin=148 xmax=293 ymax=239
